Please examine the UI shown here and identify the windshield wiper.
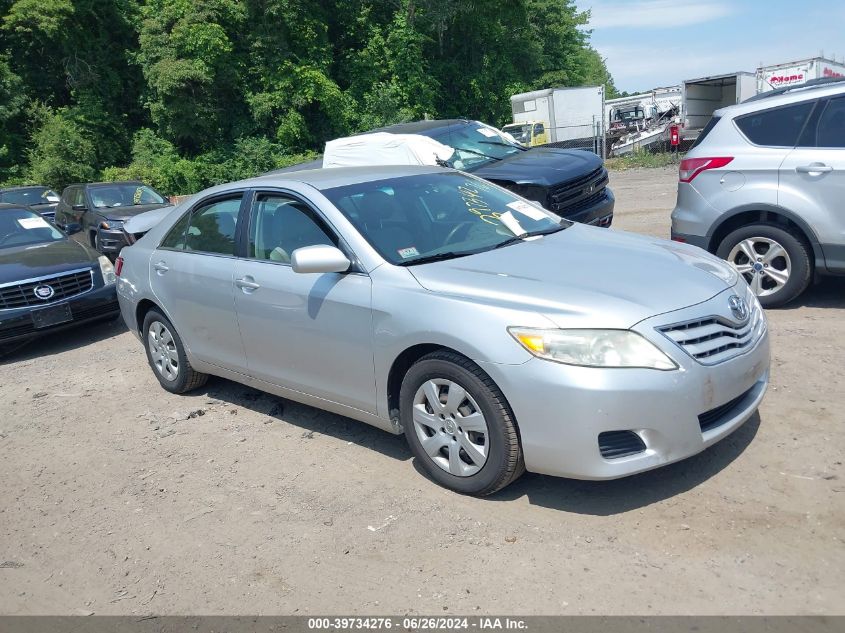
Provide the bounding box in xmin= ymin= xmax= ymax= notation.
xmin=396 ymin=251 xmax=471 ymax=266
xmin=493 ymin=224 xmax=567 ymax=250
xmin=451 ymin=146 xmax=502 ymax=162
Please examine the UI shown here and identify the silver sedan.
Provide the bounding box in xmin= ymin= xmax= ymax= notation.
xmin=116 ymin=166 xmax=770 ymax=495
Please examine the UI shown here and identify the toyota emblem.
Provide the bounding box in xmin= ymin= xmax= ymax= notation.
xmin=728 ymin=294 xmax=749 ymax=322
xmin=33 ymin=284 xmax=55 ymax=300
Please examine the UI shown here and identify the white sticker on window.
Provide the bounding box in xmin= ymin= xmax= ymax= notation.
xmin=397 ymin=246 xmax=419 ymax=259
xmin=476 ymin=127 xmax=498 ymax=138
xmin=17 ymin=217 xmax=50 ymax=229
xmin=506 ymin=201 xmax=547 ymax=221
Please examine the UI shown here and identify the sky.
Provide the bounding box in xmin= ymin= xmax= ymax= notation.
xmin=577 ymin=0 xmax=845 ymax=93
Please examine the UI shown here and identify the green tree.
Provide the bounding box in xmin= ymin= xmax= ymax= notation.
xmin=25 ymin=105 xmax=97 ymax=189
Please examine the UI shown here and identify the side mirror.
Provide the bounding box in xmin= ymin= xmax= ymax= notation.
xmin=64 ymin=223 xmax=83 ymax=235
xmin=72 ymin=204 xmax=88 ymax=212
xmin=290 ymin=245 xmax=350 ymax=274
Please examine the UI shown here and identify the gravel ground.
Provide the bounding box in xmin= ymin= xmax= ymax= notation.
xmin=1 ymin=166 xmax=843 ymax=615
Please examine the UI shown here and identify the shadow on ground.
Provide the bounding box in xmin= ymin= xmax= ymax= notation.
xmin=785 ymin=276 xmax=845 ymax=310
xmin=0 ymin=316 xmax=127 ymax=365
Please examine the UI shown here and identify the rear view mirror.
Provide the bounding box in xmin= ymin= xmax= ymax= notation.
xmin=290 ymin=245 xmax=350 ymax=274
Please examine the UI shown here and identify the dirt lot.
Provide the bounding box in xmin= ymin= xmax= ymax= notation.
xmin=1 ymin=166 xmax=843 ymax=616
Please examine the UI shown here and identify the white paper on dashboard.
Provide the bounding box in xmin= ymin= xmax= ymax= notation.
xmin=506 ymin=200 xmax=547 ymax=221
xmin=476 ymin=127 xmax=498 ymax=138
xmin=17 ymin=217 xmax=50 ymax=229
xmin=499 ymin=211 xmax=527 ymax=237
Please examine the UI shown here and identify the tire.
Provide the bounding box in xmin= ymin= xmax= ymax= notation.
xmin=716 ymin=224 xmax=812 ymax=308
xmin=142 ymin=309 xmax=208 ymax=394
xmin=400 ymin=351 xmax=524 ymax=496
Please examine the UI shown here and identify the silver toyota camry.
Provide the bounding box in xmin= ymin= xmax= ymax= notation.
xmin=116 ymin=165 xmax=770 ymax=496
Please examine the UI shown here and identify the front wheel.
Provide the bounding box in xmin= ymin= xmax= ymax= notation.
xmin=716 ymin=224 xmax=812 ymax=308
xmin=142 ymin=309 xmax=208 ymax=394
xmin=400 ymin=351 xmax=524 ymax=496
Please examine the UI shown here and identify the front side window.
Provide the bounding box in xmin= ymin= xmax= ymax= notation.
xmin=88 ymin=184 xmax=166 ymax=209
xmin=0 ymin=208 xmax=65 ymax=249
xmin=248 ymin=194 xmax=337 ymax=263
xmin=815 ymin=97 xmax=845 ymax=148
xmin=322 ymin=172 xmax=565 ymax=266
xmin=735 ymin=102 xmax=814 ymax=147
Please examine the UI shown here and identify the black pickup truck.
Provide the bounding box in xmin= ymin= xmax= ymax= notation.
xmin=272 ymin=119 xmax=614 ymax=227
xmin=371 ymin=119 xmax=614 ymax=227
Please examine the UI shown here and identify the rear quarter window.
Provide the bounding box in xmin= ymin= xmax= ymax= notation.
xmin=690 ymin=116 xmax=720 ymax=149
xmin=735 ymin=101 xmax=814 ymax=147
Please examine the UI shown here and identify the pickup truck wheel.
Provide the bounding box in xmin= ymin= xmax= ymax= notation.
xmin=716 ymin=224 xmax=812 ymax=308
xmin=142 ymin=309 xmax=208 ymax=394
xmin=400 ymin=351 xmax=524 ymax=496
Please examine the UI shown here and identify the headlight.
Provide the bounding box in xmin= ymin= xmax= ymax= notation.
xmin=100 ymin=220 xmax=123 ymax=230
xmin=509 ymin=327 xmax=677 ymax=370
xmin=98 ymin=256 xmax=117 ymax=285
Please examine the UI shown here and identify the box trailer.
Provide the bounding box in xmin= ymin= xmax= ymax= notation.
xmin=681 ymin=72 xmax=756 ymax=140
xmin=510 ymin=86 xmax=605 ymax=153
xmin=757 ymin=56 xmax=845 ymax=93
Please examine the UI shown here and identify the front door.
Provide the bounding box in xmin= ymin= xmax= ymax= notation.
xmin=149 ymin=193 xmax=249 ymax=373
xmin=233 ymin=192 xmax=376 ymax=413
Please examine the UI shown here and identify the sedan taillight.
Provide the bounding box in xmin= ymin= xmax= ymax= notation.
xmin=115 ymin=256 xmax=124 ymax=277
xmin=679 ymin=157 xmax=734 ymax=183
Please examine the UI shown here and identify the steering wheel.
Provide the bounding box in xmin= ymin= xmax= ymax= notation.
xmin=444 ymin=222 xmax=475 ymax=245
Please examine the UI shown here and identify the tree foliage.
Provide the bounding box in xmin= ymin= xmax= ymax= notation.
xmin=0 ymin=0 xmax=615 ymax=194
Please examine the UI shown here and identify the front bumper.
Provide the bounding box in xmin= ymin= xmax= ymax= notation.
xmin=479 ymin=289 xmax=770 ymax=480
xmin=0 ymin=284 xmax=119 ymax=345
xmin=97 ymin=227 xmax=130 ymax=255
xmin=558 ymin=187 xmax=615 ymax=228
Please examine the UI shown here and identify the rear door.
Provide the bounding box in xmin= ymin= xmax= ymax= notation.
xmin=232 ymin=191 xmax=376 ymax=413
xmin=779 ymin=95 xmax=845 ymax=268
xmin=149 ymin=192 xmax=249 ymax=372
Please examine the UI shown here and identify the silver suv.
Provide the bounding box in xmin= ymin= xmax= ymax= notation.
xmin=671 ymin=79 xmax=845 ymax=307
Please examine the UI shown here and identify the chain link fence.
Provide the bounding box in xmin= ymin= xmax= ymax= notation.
xmin=535 ymin=119 xmax=606 ymax=158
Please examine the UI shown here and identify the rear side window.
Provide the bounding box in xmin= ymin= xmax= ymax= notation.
xmin=735 ymin=102 xmax=814 ymax=147
xmin=690 ymin=116 xmax=720 ymax=149
xmin=160 ymin=195 xmax=242 ymax=254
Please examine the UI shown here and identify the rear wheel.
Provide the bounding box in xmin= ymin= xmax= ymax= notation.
xmin=716 ymin=224 xmax=812 ymax=308
xmin=400 ymin=351 xmax=523 ymax=496
xmin=142 ymin=309 xmax=207 ymax=393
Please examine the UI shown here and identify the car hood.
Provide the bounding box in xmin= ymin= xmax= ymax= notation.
xmin=122 ymin=205 xmax=178 ymax=235
xmin=407 ymin=225 xmax=738 ymax=329
xmin=471 ymin=147 xmax=603 ymax=187
xmin=0 ymin=239 xmax=98 ymax=285
xmin=101 ymin=202 xmax=172 ymax=221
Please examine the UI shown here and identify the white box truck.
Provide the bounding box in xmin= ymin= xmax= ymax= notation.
xmin=509 ymin=86 xmax=605 ymax=152
xmin=681 ymin=71 xmax=756 ymax=140
xmin=756 ymin=56 xmax=845 ymax=93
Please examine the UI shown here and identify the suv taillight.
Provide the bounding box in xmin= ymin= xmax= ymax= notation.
xmin=115 ymin=256 xmax=124 ymax=277
xmin=679 ymin=157 xmax=734 ymax=183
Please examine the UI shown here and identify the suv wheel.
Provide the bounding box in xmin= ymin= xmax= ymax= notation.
xmin=716 ymin=224 xmax=812 ymax=308
xmin=400 ymin=351 xmax=524 ymax=496
xmin=142 ymin=309 xmax=208 ymax=393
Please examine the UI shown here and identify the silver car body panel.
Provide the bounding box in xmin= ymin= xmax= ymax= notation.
xmin=119 ymin=166 xmax=769 ymax=479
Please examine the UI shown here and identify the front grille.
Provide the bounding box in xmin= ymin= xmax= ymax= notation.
xmin=548 ymin=167 xmax=608 ymax=215
xmin=598 ymin=431 xmax=646 ymax=459
xmin=657 ymin=303 xmax=764 ymax=365
xmin=698 ymin=387 xmax=754 ymax=433
xmin=0 ymin=268 xmax=94 ymax=310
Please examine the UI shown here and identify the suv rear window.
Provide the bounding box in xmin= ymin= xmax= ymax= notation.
xmin=690 ymin=116 xmax=720 ymax=149
xmin=735 ymin=102 xmax=814 ymax=147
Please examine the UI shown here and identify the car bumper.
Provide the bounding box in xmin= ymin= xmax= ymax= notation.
xmin=478 ymin=291 xmax=770 ymax=480
xmin=561 ymin=187 xmax=614 ymax=228
xmin=0 ymin=284 xmax=119 ymax=344
xmin=97 ymin=228 xmax=129 ymax=255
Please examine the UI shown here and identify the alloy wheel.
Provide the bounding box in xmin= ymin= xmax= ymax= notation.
xmin=727 ymin=237 xmax=791 ymax=297
xmin=412 ymin=378 xmax=489 ymax=477
xmin=147 ymin=320 xmax=179 ymax=382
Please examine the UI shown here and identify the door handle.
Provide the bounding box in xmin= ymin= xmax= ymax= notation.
xmin=153 ymin=261 xmax=169 ymax=274
xmin=796 ymin=163 xmax=833 ymax=173
xmin=235 ymin=277 xmax=260 ymax=291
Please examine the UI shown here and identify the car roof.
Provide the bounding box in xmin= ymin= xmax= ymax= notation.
xmin=221 ymin=164 xmax=451 ymax=194
xmin=717 ymin=81 xmax=845 ymax=118
xmin=367 ymin=119 xmax=474 ymax=136
xmin=0 ymin=185 xmax=52 ymax=192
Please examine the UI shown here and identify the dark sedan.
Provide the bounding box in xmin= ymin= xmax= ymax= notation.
xmin=0 ymin=185 xmax=61 ymax=222
xmin=54 ymin=181 xmax=172 ymax=258
xmin=0 ymin=204 xmax=119 ymax=351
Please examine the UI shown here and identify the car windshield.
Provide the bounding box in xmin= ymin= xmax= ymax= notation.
xmin=89 ymin=184 xmax=165 ymax=209
xmin=0 ymin=187 xmax=60 ymax=206
xmin=429 ymin=124 xmax=524 ymax=171
xmin=501 ymin=124 xmax=530 ymax=144
xmin=322 ymin=172 xmax=566 ymax=266
xmin=0 ymin=208 xmax=65 ymax=249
